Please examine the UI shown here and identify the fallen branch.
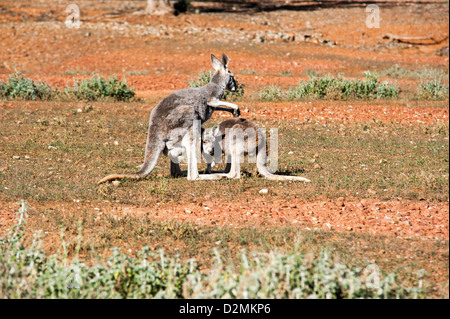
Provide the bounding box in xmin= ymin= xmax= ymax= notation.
xmin=383 ymin=33 xmax=449 ymax=45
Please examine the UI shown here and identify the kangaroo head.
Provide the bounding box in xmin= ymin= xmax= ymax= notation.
xmin=202 ymin=126 xmax=222 ymax=156
xmin=202 ymin=127 xmax=215 ymax=156
xmin=211 ymin=53 xmax=237 ymax=92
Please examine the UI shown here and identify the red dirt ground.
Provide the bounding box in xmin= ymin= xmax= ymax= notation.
xmin=0 ymin=2 xmax=448 ymax=248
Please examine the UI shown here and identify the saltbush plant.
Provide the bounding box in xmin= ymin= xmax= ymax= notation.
xmin=0 ymin=73 xmax=135 ymax=102
xmin=0 ymin=72 xmax=55 ymax=100
xmin=286 ymin=71 xmax=399 ymax=100
xmin=63 ymin=75 xmax=135 ymax=101
xmin=415 ymin=78 xmax=449 ymax=100
xmin=0 ymin=202 xmax=422 ymax=299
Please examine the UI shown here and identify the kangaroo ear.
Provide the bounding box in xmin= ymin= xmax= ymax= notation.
xmin=221 ymin=53 xmax=230 ymax=69
xmin=211 ymin=54 xmax=222 ymax=72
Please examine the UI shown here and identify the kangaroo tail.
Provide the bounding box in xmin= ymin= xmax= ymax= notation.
xmin=256 ymin=144 xmax=311 ymax=182
xmin=98 ymin=134 xmax=164 ymax=185
xmin=97 ymin=173 xmax=143 ymax=185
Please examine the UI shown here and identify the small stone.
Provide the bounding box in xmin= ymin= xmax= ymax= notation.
xmin=259 ymin=188 xmax=269 ymax=194
xmin=112 ymin=181 xmax=120 ymax=187
xmin=203 ymin=201 xmax=214 ymax=208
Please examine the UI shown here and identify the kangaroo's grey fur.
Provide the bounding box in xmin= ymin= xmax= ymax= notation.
xmin=98 ymin=53 xmax=239 ymax=184
xmin=202 ymin=118 xmax=311 ymax=182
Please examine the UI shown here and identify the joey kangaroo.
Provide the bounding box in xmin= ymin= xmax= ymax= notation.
xmin=202 ymin=118 xmax=311 ymax=182
xmin=98 ymin=53 xmax=240 ymax=184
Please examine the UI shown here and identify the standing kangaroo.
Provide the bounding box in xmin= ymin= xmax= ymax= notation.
xmin=98 ymin=53 xmax=239 ymax=184
xmin=202 ymin=118 xmax=311 ymax=182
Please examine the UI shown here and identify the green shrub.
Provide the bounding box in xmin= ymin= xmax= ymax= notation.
xmin=0 ymin=73 xmax=136 ymax=102
xmin=188 ymin=71 xmax=245 ymax=101
xmin=188 ymin=70 xmax=214 ymax=88
xmin=286 ymin=72 xmax=399 ymax=100
xmin=415 ymin=78 xmax=449 ymax=100
xmin=0 ymin=72 xmax=55 ymax=100
xmin=63 ymin=75 xmax=135 ymax=102
xmin=0 ymin=203 xmax=422 ymax=299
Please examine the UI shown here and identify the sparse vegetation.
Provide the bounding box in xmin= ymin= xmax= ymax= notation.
xmin=0 ymin=204 xmax=423 ymax=299
xmin=258 ymin=85 xmax=285 ymax=101
xmin=415 ymin=78 xmax=449 ymax=100
xmin=0 ymin=4 xmax=448 ymax=301
xmin=1 ymin=102 xmax=447 ymax=203
xmin=0 ymin=73 xmax=136 ymax=102
xmin=126 ymin=70 xmax=149 ymax=76
xmin=64 ymin=69 xmax=93 ymax=76
xmin=257 ymin=72 xmax=400 ymax=101
xmin=188 ymin=70 xmax=214 ymax=88
xmin=383 ymin=66 xmax=448 ymax=80
xmin=304 ymin=69 xmax=319 ymax=77
xmin=289 ymin=72 xmax=399 ymax=100
xmin=62 ymin=75 xmax=136 ymax=102
xmin=280 ymin=70 xmax=293 ymax=76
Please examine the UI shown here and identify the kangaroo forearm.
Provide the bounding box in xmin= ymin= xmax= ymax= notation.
xmin=208 ymin=100 xmax=239 ymax=110
xmin=212 ymin=106 xmax=235 ymax=114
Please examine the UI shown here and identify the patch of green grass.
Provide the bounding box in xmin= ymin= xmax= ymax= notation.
xmin=384 ymin=66 xmax=448 ymax=80
xmin=64 ymin=69 xmax=93 ymax=76
xmin=125 ymin=70 xmax=149 ymax=76
xmin=257 ymin=85 xmax=284 ymax=101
